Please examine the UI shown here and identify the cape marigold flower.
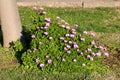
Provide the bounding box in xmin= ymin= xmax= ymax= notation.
xmin=49 ymin=37 xmax=53 ymax=40
xmin=91 ymin=32 xmax=96 ymax=36
xmin=96 ymin=52 xmax=102 ymax=56
xmin=87 ymin=55 xmax=91 ymax=59
xmin=83 ymin=31 xmax=88 ymax=34
xmin=66 ymin=45 xmax=71 ymax=49
xmin=64 ymin=47 xmax=68 ymax=51
xmin=48 ymin=59 xmax=52 ymax=64
xmin=87 ymin=48 xmax=92 ymax=52
xmin=45 ymin=55 xmax=49 ymax=58
xmin=43 ymin=11 xmax=47 ymax=15
xmin=92 ymin=52 xmax=96 ymax=56
xmin=69 ymin=34 xmax=75 ymax=38
xmin=61 ymin=19 xmax=65 ymax=23
xmin=40 ymin=63 xmax=45 ymax=68
xmin=90 ymin=57 xmax=94 ymax=61
xmin=91 ymin=40 xmax=95 ymax=45
xmin=39 ymin=41 xmax=42 ymax=45
xmin=60 ymin=37 xmax=65 ymax=40
xmin=62 ymin=58 xmax=66 ymax=62
xmin=80 ymin=52 xmax=84 ymax=56
xmin=71 ymin=29 xmax=76 ymax=32
xmin=45 ymin=18 xmax=51 ymax=22
xmin=73 ymin=44 xmax=79 ymax=49
xmin=45 ymin=22 xmax=50 ymax=27
xmin=35 ymin=58 xmax=40 ymax=63
xmin=74 ymin=23 xmax=78 ymax=28
xmin=73 ymin=59 xmax=77 ymax=62
xmin=67 ymin=50 xmax=71 ymax=54
xmin=36 ymin=26 xmax=40 ymax=30
xmin=72 ymin=31 xmax=76 ymax=35
xmin=56 ymin=16 xmax=60 ymax=19
xmin=44 ymin=32 xmax=48 ymax=35
xmin=104 ymin=52 xmax=109 ymax=57
xmin=82 ymin=63 xmax=86 ymax=66
xmin=68 ymin=41 xmax=73 ymax=44
xmin=65 ymin=34 xmax=70 ymax=37
xmin=80 ymin=38 xmax=85 ymax=41
xmin=33 ymin=6 xmax=37 ymax=10
xmin=31 ymin=34 xmax=35 ymax=39
xmin=66 ymin=26 xmax=70 ymax=30
xmin=61 ymin=25 xmax=65 ymax=28
xmin=64 ymin=40 xmax=67 ymax=43
xmin=39 ymin=7 xmax=44 ymax=11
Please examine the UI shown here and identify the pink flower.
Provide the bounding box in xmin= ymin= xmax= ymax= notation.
xmin=82 ymin=63 xmax=86 ymax=67
xmin=77 ymin=49 xmax=80 ymax=52
xmin=41 ymin=27 xmax=44 ymax=29
xmin=64 ymin=40 xmax=68 ymax=43
xmin=61 ymin=19 xmax=65 ymax=23
xmin=43 ymin=11 xmax=47 ymax=15
xmin=40 ymin=63 xmax=45 ymax=68
xmin=92 ymin=52 xmax=96 ymax=56
xmin=48 ymin=59 xmax=52 ymax=64
xmin=66 ymin=45 xmax=71 ymax=49
xmin=60 ymin=37 xmax=65 ymax=40
xmin=31 ymin=34 xmax=35 ymax=39
xmin=62 ymin=58 xmax=66 ymax=62
xmin=33 ymin=7 xmax=37 ymax=10
xmin=69 ymin=34 xmax=75 ymax=38
xmin=66 ymin=26 xmax=70 ymax=30
xmin=45 ymin=22 xmax=50 ymax=27
xmin=73 ymin=59 xmax=77 ymax=62
xmin=71 ymin=29 xmax=76 ymax=32
xmin=44 ymin=32 xmax=48 ymax=35
xmin=91 ymin=32 xmax=96 ymax=36
xmin=84 ymin=50 xmax=88 ymax=53
xmin=65 ymin=34 xmax=70 ymax=37
xmin=64 ymin=47 xmax=68 ymax=51
xmin=39 ymin=41 xmax=42 ymax=45
xmin=83 ymin=31 xmax=88 ymax=34
xmin=90 ymin=57 xmax=94 ymax=61
xmin=91 ymin=40 xmax=95 ymax=45
xmin=68 ymin=41 xmax=73 ymax=44
xmin=104 ymin=52 xmax=109 ymax=57
xmin=56 ymin=16 xmax=60 ymax=19
xmin=61 ymin=25 xmax=65 ymax=28
xmin=96 ymin=52 xmax=102 ymax=56
xmin=80 ymin=38 xmax=85 ymax=41
xmin=87 ymin=48 xmax=92 ymax=52
xmin=33 ymin=48 xmax=37 ymax=52
xmin=72 ymin=31 xmax=76 ymax=35
xmin=35 ymin=58 xmax=40 ymax=63
xmin=87 ymin=55 xmax=91 ymax=59
xmin=80 ymin=52 xmax=84 ymax=56
xmin=49 ymin=37 xmax=53 ymax=40
xmin=74 ymin=23 xmax=78 ymax=28
xmin=73 ymin=44 xmax=79 ymax=49
xmin=36 ymin=26 xmax=40 ymax=30
xmin=45 ymin=55 xmax=49 ymax=58
xmin=99 ymin=46 xmax=106 ymax=50
xmin=39 ymin=7 xmax=44 ymax=11
xmin=67 ymin=51 xmax=71 ymax=54
xmin=45 ymin=18 xmax=51 ymax=22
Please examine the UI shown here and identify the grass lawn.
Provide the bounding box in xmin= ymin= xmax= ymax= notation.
xmin=0 ymin=7 xmax=120 ymax=80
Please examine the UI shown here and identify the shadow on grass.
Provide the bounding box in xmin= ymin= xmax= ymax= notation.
xmin=14 ymin=26 xmax=32 ymax=64
xmin=0 ymin=25 xmax=3 ymax=46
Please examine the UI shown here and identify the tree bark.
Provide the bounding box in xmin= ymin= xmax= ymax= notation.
xmin=0 ymin=0 xmax=22 ymax=47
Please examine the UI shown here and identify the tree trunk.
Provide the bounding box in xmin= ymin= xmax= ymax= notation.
xmin=0 ymin=0 xmax=22 ymax=47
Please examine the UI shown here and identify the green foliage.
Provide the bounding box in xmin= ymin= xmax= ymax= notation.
xmin=13 ymin=7 xmax=110 ymax=74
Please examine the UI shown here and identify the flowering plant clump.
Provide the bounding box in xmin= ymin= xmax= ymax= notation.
xmin=15 ymin=7 xmax=110 ymax=73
